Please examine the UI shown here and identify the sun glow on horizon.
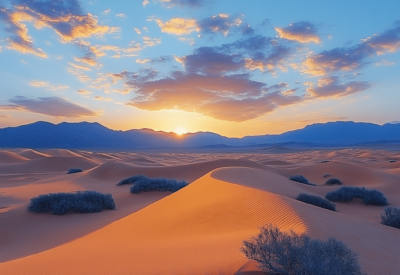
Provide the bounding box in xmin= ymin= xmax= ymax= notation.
xmin=174 ymin=127 xmax=187 ymax=136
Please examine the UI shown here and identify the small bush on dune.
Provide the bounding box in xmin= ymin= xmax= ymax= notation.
xmin=289 ymin=175 xmax=316 ymax=186
xmin=67 ymin=168 xmax=83 ymax=174
xmin=117 ymin=174 xmax=148 ymax=186
xmin=323 ymin=174 xmax=330 ymax=178
xmin=117 ymin=174 xmax=188 ymax=193
xmin=326 ymin=187 xmax=388 ymax=206
xmin=389 ymin=160 xmax=396 ymax=163
xmin=27 ymin=191 xmax=115 ymax=215
xmin=296 ymin=193 xmax=336 ymax=211
xmin=325 ymin=178 xmax=342 ymax=185
xmin=320 ymin=160 xmax=330 ymax=163
xmin=381 ymin=207 xmax=400 ymax=229
xmin=241 ymin=224 xmax=366 ymax=275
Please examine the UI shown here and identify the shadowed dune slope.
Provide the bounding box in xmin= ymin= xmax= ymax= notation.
xmin=211 ymin=167 xmax=400 ymax=275
xmin=0 ymin=157 xmax=99 ymax=174
xmin=18 ymin=149 xmax=51 ymax=160
xmin=0 ymin=151 xmax=29 ymax=163
xmin=87 ymin=158 xmax=272 ymax=183
xmin=0 ymin=171 xmax=307 ymax=275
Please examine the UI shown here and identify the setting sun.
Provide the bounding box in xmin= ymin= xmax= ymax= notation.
xmin=174 ymin=127 xmax=187 ymax=136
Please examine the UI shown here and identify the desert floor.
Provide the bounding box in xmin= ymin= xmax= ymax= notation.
xmin=0 ymin=146 xmax=399 ymax=274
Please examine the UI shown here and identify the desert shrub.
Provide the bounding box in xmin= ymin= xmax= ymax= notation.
xmin=27 ymin=191 xmax=115 ymax=215
xmin=67 ymin=168 xmax=83 ymax=174
xmin=326 ymin=187 xmax=388 ymax=206
xmin=296 ymin=193 xmax=336 ymax=211
xmin=241 ymin=224 xmax=366 ymax=275
xmin=323 ymin=174 xmax=330 ymax=178
xmin=117 ymin=174 xmax=148 ymax=186
xmin=380 ymin=207 xmax=400 ymax=229
xmin=130 ymin=177 xmax=187 ymax=194
xmin=320 ymin=160 xmax=330 ymax=163
xmin=118 ymin=174 xmax=188 ymax=193
xmin=325 ymin=178 xmax=343 ymax=185
xmin=289 ymin=175 xmax=316 ymax=186
xmin=389 ymin=160 xmax=396 ymax=163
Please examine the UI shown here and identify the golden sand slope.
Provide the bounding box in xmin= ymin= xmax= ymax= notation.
xmin=1 ymin=148 xmax=400 ymax=274
xmin=0 ymin=171 xmax=306 ymax=275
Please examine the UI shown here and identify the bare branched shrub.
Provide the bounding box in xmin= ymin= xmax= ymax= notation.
xmin=241 ymin=224 xmax=366 ymax=275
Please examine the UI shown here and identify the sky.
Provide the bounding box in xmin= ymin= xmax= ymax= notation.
xmin=0 ymin=0 xmax=399 ymax=137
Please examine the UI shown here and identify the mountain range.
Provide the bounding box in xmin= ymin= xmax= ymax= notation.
xmin=0 ymin=121 xmax=399 ymax=149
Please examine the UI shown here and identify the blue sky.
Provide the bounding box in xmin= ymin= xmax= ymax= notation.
xmin=0 ymin=0 xmax=399 ymax=137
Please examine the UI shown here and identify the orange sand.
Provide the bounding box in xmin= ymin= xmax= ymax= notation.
xmin=0 ymin=148 xmax=399 ymax=274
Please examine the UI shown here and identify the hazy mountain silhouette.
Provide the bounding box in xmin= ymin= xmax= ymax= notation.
xmin=0 ymin=121 xmax=399 ymax=149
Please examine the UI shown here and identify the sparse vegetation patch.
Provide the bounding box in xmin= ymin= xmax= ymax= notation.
xmin=27 ymin=191 xmax=115 ymax=215
xmin=67 ymin=168 xmax=83 ymax=174
xmin=325 ymin=178 xmax=343 ymax=185
xmin=381 ymin=207 xmax=400 ymax=229
xmin=289 ymin=175 xmax=316 ymax=186
xmin=241 ymin=224 xmax=366 ymax=275
xmin=326 ymin=186 xmax=388 ymax=206
xmin=117 ymin=174 xmax=188 ymax=193
xmin=297 ymin=193 xmax=336 ymax=211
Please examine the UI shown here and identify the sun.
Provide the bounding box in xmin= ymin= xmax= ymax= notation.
xmin=174 ymin=127 xmax=187 ymax=136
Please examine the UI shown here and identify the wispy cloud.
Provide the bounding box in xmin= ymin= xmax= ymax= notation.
xmin=305 ymin=76 xmax=371 ymax=98
xmin=142 ymin=0 xmax=150 ymax=6
xmin=152 ymin=14 xmax=247 ymax=36
xmin=158 ymin=0 xmax=211 ymax=8
xmin=116 ymin=13 xmax=126 ymax=18
xmin=0 ymin=96 xmax=98 ymax=117
xmin=134 ymin=27 xmax=142 ymax=35
xmin=78 ymin=89 xmax=92 ymax=95
xmin=29 ymin=80 xmax=69 ymax=91
xmin=303 ymin=21 xmax=400 ymax=75
xmin=94 ymin=96 xmax=112 ymax=101
xmin=275 ymin=21 xmax=321 ymax=43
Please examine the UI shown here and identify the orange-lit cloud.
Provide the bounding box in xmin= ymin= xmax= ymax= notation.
xmin=0 ymin=1 xmax=113 ymax=57
xmin=74 ymin=56 xmax=97 ymax=66
xmin=136 ymin=58 xmax=151 ymax=64
xmin=29 ymin=80 xmax=69 ymax=91
xmin=158 ymin=0 xmax=211 ymax=8
xmin=0 ymin=96 xmax=98 ymax=117
xmin=68 ymin=62 xmax=91 ymax=71
xmin=275 ymin=21 xmax=320 ymax=43
xmin=78 ymin=89 xmax=92 ymax=95
xmin=126 ymin=72 xmax=303 ymax=122
xmin=94 ymin=96 xmax=112 ymax=101
xmin=155 ymin=18 xmax=199 ymax=35
xmin=306 ymin=76 xmax=371 ymax=98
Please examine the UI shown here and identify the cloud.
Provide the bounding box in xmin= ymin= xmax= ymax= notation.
xmin=0 ymin=96 xmax=98 ymax=117
xmin=158 ymin=0 xmax=210 ymax=8
xmin=142 ymin=36 xmax=161 ymax=47
xmin=142 ymin=0 xmax=150 ymax=6
xmin=74 ymin=56 xmax=97 ymax=66
xmin=303 ymin=21 xmax=400 ymax=75
xmin=198 ymin=14 xmax=243 ymax=36
xmin=78 ymin=89 xmax=92 ymax=95
xmin=179 ymin=37 xmax=195 ymax=45
xmin=375 ymin=59 xmax=395 ymax=66
xmin=125 ymin=72 xmax=302 ymax=122
xmin=115 ymin=13 xmax=126 ymax=18
xmin=67 ymin=67 xmax=91 ymax=82
xmin=306 ymin=76 xmax=371 ymax=98
xmin=175 ymin=36 xmax=293 ymax=75
xmin=68 ymin=62 xmax=91 ymax=71
xmin=136 ymin=58 xmax=151 ymax=64
xmin=155 ymin=18 xmax=199 ymax=35
xmin=93 ymin=96 xmax=112 ymax=101
xmin=134 ymin=27 xmax=141 ymax=35
xmin=275 ymin=21 xmax=320 ymax=43
xmin=154 ymin=14 xmax=246 ymax=36
xmin=0 ymin=0 xmax=113 ymax=57
xmin=102 ymin=9 xmax=111 ymax=15
xmin=29 ymin=80 xmax=69 ymax=90
xmin=0 ymin=114 xmax=10 ymax=119
xmin=177 ymin=47 xmax=244 ymax=74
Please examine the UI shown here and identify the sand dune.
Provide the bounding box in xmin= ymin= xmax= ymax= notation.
xmin=1 ymin=147 xmax=399 ymax=274
xmin=42 ymin=149 xmax=85 ymax=158
xmin=0 ymin=151 xmax=29 ymax=163
xmin=18 ymin=149 xmax=51 ymax=160
xmin=0 ymin=157 xmax=99 ymax=174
